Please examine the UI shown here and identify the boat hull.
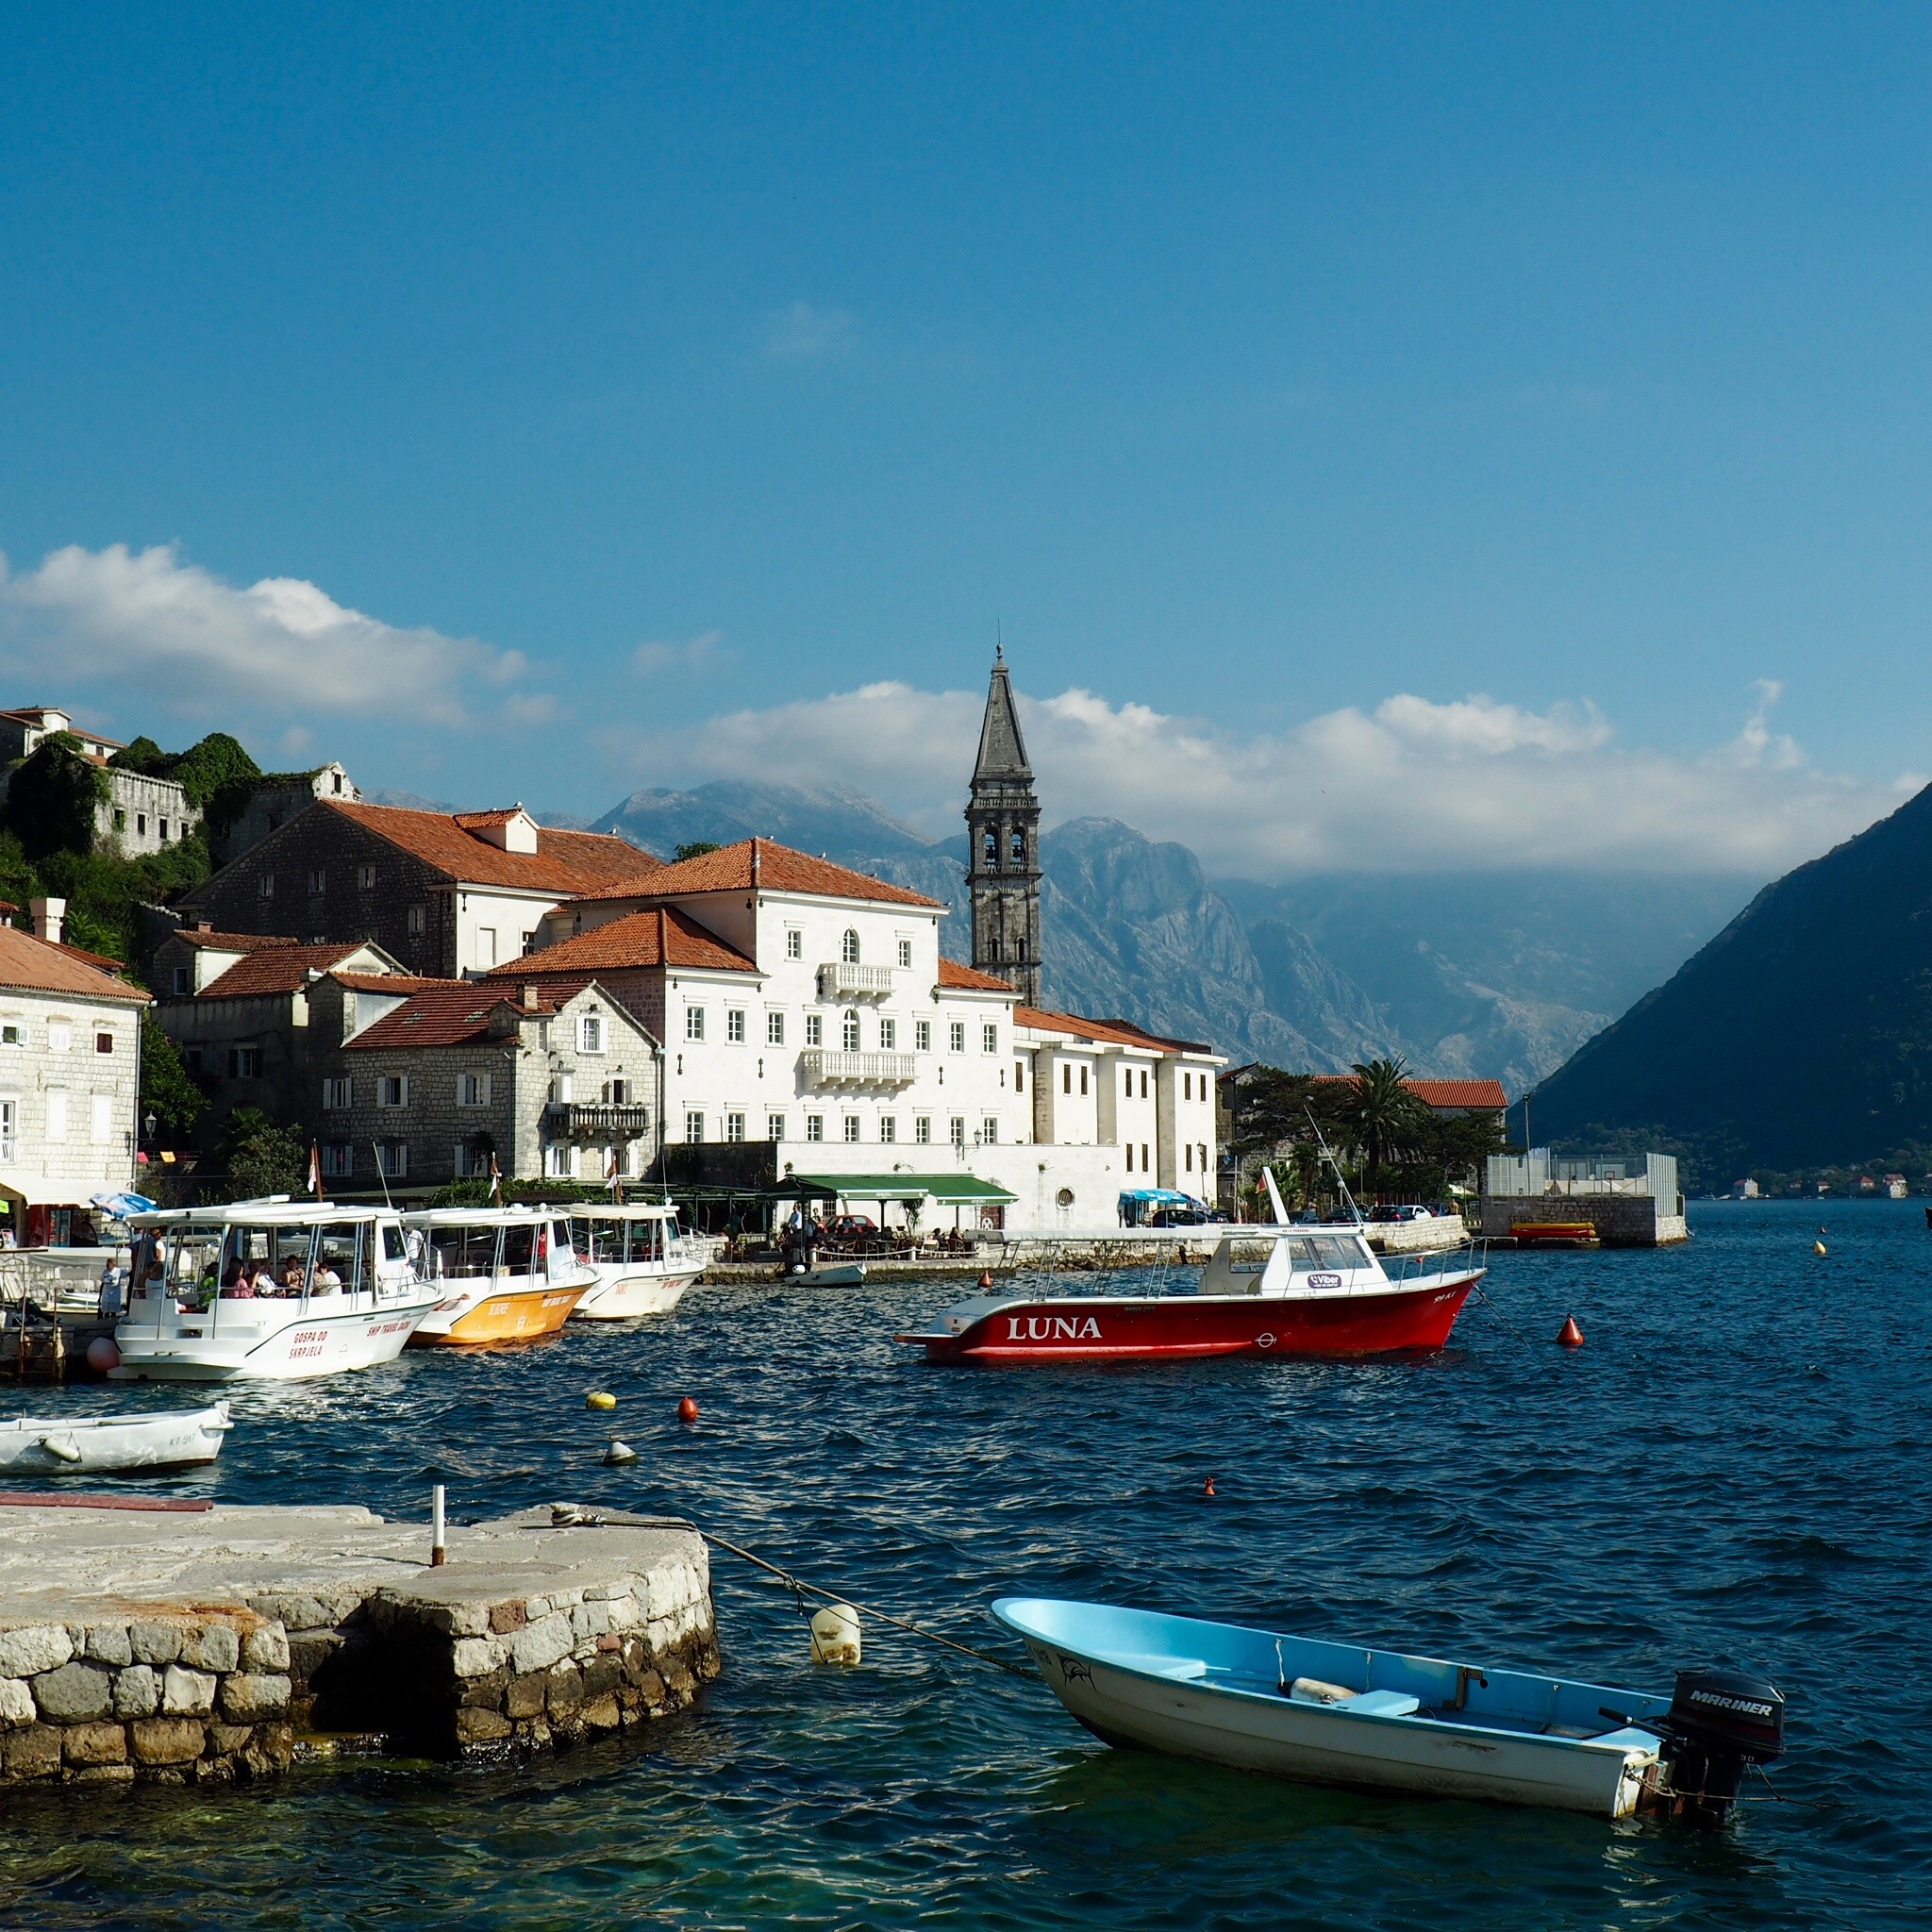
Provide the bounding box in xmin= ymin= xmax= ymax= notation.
xmin=900 ymin=1275 xmax=1476 ymax=1363
xmin=571 ymin=1266 xmax=700 ymax=1320
xmin=110 ymin=1298 xmax=433 ymax=1382
xmin=410 ymin=1281 xmax=590 ymax=1345
xmin=995 ymin=1599 xmax=1663 ymax=1819
xmin=0 ymin=1402 xmax=231 ymax=1473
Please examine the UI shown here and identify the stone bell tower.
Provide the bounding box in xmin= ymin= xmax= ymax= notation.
xmin=966 ymin=646 xmax=1042 ymax=1007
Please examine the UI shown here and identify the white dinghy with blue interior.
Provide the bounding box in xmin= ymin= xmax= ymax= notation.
xmin=993 ymin=1598 xmax=1785 ymax=1825
xmin=110 ymin=1201 xmax=440 ymax=1382
xmin=0 ymin=1402 xmax=231 ymax=1474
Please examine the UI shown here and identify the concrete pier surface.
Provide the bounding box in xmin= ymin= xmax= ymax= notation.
xmin=0 ymin=1500 xmax=719 ymax=1787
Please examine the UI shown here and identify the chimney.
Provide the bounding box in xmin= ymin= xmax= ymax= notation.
xmin=29 ymin=897 xmax=65 ymax=946
xmin=523 ymin=984 xmax=541 ymax=1011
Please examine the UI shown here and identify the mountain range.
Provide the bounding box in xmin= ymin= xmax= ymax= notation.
xmin=1524 ymin=778 xmax=1932 ymax=1174
xmin=585 ymin=780 xmax=1756 ymax=1091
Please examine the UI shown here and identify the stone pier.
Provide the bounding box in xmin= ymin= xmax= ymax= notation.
xmin=0 ymin=1500 xmax=719 ymax=1787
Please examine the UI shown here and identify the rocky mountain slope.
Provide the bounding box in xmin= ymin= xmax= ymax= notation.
xmin=1524 ymin=780 xmax=1932 ymax=1171
xmin=586 ymin=780 xmax=1753 ymax=1087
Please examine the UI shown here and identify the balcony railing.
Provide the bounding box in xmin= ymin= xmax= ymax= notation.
xmin=818 ymin=962 xmax=894 ymax=997
xmin=545 ymin=1102 xmax=653 ymax=1141
xmin=800 ymin=1050 xmax=919 ymax=1087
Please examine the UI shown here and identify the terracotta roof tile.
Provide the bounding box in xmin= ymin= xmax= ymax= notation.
xmin=938 ymin=958 xmax=1014 ymax=991
xmin=343 ymin=982 xmax=542 ymax=1051
xmin=314 ymin=800 xmax=658 ymax=895
xmin=569 ymin=837 xmax=944 ymax=908
xmin=198 ymin=942 xmax=377 ymax=998
xmin=1311 ymin=1074 xmax=1507 ymax=1110
xmin=327 ymin=972 xmax=450 ymax=994
xmin=1014 ymin=1005 xmax=1215 ymax=1055
xmin=483 ymin=906 xmax=758 ymax=977
xmin=0 ymin=925 xmax=151 ymax=1003
xmin=169 ymin=929 xmax=300 ymax=954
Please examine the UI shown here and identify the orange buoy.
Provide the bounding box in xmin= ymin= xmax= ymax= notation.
xmin=977 ymin=1270 xmax=994 ymax=1289
xmin=676 ymin=1395 xmax=699 ymax=1424
xmin=1203 ymin=1475 xmax=1217 ymax=1497
xmin=1557 ymin=1315 xmax=1584 ymax=1347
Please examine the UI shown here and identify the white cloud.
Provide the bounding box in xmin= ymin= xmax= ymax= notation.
xmin=625 ymin=676 xmax=1917 ymax=880
xmin=0 ymin=542 xmax=535 ymax=729
xmin=634 ymin=630 xmax=727 ymax=675
xmin=763 ymin=301 xmax=855 ymax=362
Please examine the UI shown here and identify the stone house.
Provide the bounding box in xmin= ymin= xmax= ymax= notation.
xmin=0 ymin=907 xmax=151 ymax=1243
xmin=155 ymin=941 xmax=658 ymax=1195
xmin=175 ymin=800 xmax=656 ymax=979
xmin=214 ymin=762 xmax=359 ymax=863
xmin=0 ymin=706 xmax=201 ymax=859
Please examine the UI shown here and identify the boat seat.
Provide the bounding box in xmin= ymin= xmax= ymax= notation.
xmin=1339 ymin=1690 xmax=1422 ymax=1718
xmin=1587 ymin=1725 xmax=1661 ymax=1754
xmin=1145 ymin=1659 xmax=1210 ymax=1682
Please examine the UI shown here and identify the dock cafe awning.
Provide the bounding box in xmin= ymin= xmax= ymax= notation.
xmin=773 ymin=1173 xmax=1018 ymax=1206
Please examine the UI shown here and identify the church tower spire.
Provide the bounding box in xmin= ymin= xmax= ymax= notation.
xmin=966 ymin=644 xmax=1042 ymax=1006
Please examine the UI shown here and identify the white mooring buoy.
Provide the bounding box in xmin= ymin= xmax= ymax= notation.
xmin=809 ymin=1601 xmax=862 ymax=1666
xmin=602 ymin=1439 xmax=638 ymax=1465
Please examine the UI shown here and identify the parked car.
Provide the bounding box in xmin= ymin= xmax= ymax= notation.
xmin=826 ymin=1214 xmax=878 ymax=1244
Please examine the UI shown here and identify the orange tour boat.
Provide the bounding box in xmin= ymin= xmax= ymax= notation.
xmin=405 ymin=1208 xmax=595 ymax=1345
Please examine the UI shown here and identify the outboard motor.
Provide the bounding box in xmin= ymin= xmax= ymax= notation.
xmin=1651 ymin=1669 xmax=1785 ymax=1826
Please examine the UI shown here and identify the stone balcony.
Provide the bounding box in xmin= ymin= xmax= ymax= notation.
xmin=545 ymin=1102 xmax=653 ymax=1141
xmin=799 ymin=1049 xmax=919 ymax=1088
xmin=817 ymin=962 xmax=894 ymax=998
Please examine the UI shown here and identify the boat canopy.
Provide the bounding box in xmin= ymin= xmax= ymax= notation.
xmin=558 ymin=1202 xmax=680 ymax=1221
xmin=125 ymin=1201 xmax=394 ymax=1228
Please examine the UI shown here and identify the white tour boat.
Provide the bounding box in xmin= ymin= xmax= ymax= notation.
xmin=404 ymin=1207 xmax=596 ymax=1345
xmin=565 ymin=1204 xmax=707 ymax=1320
xmin=0 ymin=1402 xmax=231 ymax=1474
xmin=110 ymin=1203 xmax=439 ymax=1382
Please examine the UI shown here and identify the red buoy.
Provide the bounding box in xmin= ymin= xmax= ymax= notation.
xmin=1203 ymin=1474 xmax=1217 ymax=1497
xmin=677 ymin=1396 xmax=699 ymax=1424
xmin=977 ymin=1270 xmax=994 ymax=1290
xmin=1557 ymin=1316 xmax=1584 ymax=1348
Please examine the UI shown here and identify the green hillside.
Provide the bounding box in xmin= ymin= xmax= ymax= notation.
xmin=1524 ymin=781 xmax=1932 ymax=1177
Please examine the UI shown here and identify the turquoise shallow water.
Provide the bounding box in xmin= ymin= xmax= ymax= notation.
xmin=0 ymin=1199 xmax=1926 ymax=1929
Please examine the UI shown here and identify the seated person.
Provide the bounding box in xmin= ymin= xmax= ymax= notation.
xmin=280 ymin=1257 xmax=309 ymax=1297
xmin=311 ymin=1255 xmax=342 ymax=1294
xmin=220 ymin=1258 xmax=256 ymax=1299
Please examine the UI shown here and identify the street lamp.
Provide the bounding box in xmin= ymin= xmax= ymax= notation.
xmin=143 ymin=1111 xmax=157 ymax=1144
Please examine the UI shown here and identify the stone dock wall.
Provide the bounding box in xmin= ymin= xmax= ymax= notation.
xmin=1474 ymin=1195 xmax=1690 ymax=1247
xmin=0 ymin=1504 xmax=719 ymax=1788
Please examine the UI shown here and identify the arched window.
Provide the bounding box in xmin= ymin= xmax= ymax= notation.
xmin=1010 ymin=828 xmax=1026 ymax=863
xmin=983 ymin=829 xmax=997 ymax=864
xmin=841 ymin=1011 xmax=861 ymax=1052
xmin=841 ymin=929 xmax=859 ymax=964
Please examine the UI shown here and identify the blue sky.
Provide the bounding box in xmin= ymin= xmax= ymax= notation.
xmin=2 ymin=4 xmax=1929 ymax=873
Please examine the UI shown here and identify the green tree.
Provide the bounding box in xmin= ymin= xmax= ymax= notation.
xmin=140 ymin=1014 xmax=206 ymax=1139
xmin=1343 ymin=1058 xmax=1431 ymax=1185
xmin=674 ymin=841 xmax=723 ymax=861
xmin=216 ymin=1107 xmax=307 ymax=1198
xmin=5 ymin=733 xmax=110 ymax=861
xmin=107 ymin=736 xmax=173 ymax=777
xmin=168 ymin=734 xmax=263 ymax=841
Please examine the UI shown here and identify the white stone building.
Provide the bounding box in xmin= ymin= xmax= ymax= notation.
xmin=0 ymin=911 xmax=151 ymax=1243
xmin=0 ymin=706 xmax=201 ymax=858
xmin=486 ymin=839 xmax=1223 ymax=1232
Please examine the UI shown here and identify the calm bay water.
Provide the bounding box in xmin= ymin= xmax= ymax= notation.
xmin=1 ymin=1198 xmax=1926 ymax=1929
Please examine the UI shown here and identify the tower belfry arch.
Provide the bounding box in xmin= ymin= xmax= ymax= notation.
xmin=965 ymin=645 xmax=1042 ymax=1006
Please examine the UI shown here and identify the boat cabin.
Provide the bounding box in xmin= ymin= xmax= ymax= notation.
xmin=405 ymin=1208 xmax=582 ymax=1287
xmin=566 ymin=1204 xmax=692 ymax=1268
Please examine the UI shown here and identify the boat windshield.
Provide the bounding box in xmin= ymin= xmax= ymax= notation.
xmin=568 ymin=1214 xmax=672 ymax=1264
xmin=1288 ymin=1235 xmax=1374 ymax=1273
xmin=427 ymin=1224 xmax=499 ymax=1279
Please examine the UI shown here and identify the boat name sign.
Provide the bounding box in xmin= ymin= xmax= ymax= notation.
xmin=1007 ymin=1313 xmax=1103 ymax=1341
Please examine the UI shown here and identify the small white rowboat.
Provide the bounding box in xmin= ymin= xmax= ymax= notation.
xmin=0 ymin=1403 xmax=231 ymax=1474
xmin=994 ymin=1598 xmax=1785 ymax=1824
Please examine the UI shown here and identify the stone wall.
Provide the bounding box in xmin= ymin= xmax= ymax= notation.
xmin=1475 ymin=1194 xmax=1690 ymax=1246
xmin=0 ymin=1605 xmax=292 ymax=1788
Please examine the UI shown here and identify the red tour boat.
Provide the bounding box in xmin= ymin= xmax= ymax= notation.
xmin=895 ymin=1176 xmax=1485 ymax=1365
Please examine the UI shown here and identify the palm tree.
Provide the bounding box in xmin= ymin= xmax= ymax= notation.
xmin=1345 ymin=1058 xmax=1429 ymax=1185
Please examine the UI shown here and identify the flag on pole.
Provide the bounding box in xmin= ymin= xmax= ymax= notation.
xmin=308 ymin=1143 xmax=322 ymax=1201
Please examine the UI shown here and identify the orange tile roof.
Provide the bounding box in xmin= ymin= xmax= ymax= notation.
xmin=343 ymin=981 xmax=551 ymax=1052
xmin=52 ymin=940 xmax=129 ymax=974
xmin=1310 ymin=1074 xmax=1507 ymax=1110
xmin=327 ymin=972 xmax=450 ymax=995
xmin=0 ymin=925 xmax=151 ymax=1002
xmin=569 ymin=836 xmax=945 ymax=908
xmin=315 ymin=800 xmax=658 ymax=895
xmin=199 ymin=942 xmax=377 ymax=999
xmin=169 ymin=929 xmax=300 ymax=954
xmin=450 ymin=808 xmax=525 ymax=829
xmin=1014 ymin=1005 xmax=1215 ymax=1055
xmin=484 ymin=906 xmax=758 ymax=977
xmin=938 ymin=958 xmax=1014 ymax=991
